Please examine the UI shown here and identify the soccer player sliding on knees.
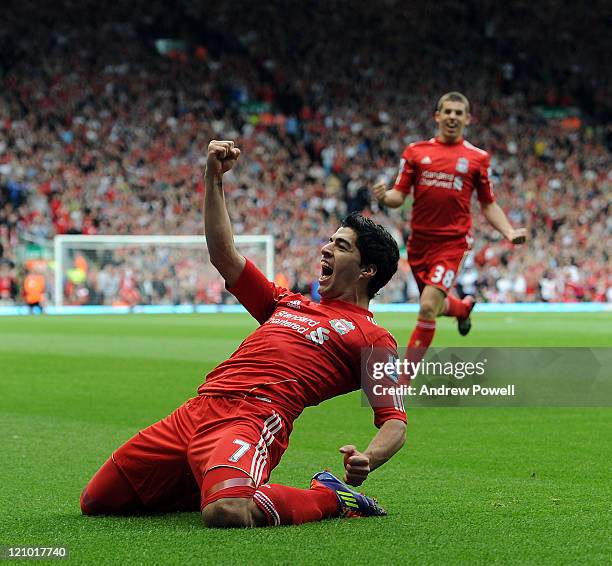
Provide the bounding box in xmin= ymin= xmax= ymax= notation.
xmin=80 ymin=140 xmax=406 ymax=528
xmin=373 ymin=92 xmax=527 ymax=362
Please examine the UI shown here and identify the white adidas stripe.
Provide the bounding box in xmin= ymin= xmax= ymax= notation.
xmin=392 ymin=390 xmax=401 ymax=412
xmin=251 ymin=443 xmax=268 ymax=486
xmin=396 ymin=391 xmax=405 ymax=412
xmin=263 ymin=419 xmax=282 ymax=444
xmin=463 ymin=140 xmax=488 ymax=156
xmin=250 ymin=435 xmax=268 ymax=483
xmin=249 ymin=412 xmax=283 ymax=487
xmin=253 ymin=491 xmax=280 ymax=526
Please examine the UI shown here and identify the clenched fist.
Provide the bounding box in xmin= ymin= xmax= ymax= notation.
xmin=339 ymin=445 xmax=371 ymax=487
xmin=206 ymin=140 xmax=241 ymax=178
xmin=507 ymin=228 xmax=528 ymax=244
xmin=372 ymin=180 xmax=387 ymax=204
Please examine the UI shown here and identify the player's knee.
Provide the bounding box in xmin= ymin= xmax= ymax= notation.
xmin=79 ymin=463 xmax=142 ymax=516
xmin=201 ymin=498 xmax=254 ymax=528
xmin=419 ymin=300 xmax=438 ymax=319
xmin=80 ymin=486 xmax=98 ymax=516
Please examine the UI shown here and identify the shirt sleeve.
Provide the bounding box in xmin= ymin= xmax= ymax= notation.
xmin=392 ymin=145 xmax=416 ymax=195
xmin=476 ymin=153 xmax=495 ymax=204
xmin=362 ymin=332 xmax=407 ymax=428
xmin=226 ymin=259 xmax=290 ymax=324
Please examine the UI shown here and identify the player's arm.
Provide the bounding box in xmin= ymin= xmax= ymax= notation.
xmin=340 ymin=337 xmax=407 ymax=486
xmin=476 ymin=153 xmax=527 ymax=244
xmin=204 ymin=140 xmax=246 ymax=287
xmin=372 ymin=182 xmax=407 ymax=208
xmin=205 ymin=143 xmax=289 ymax=324
xmin=480 ymin=202 xmax=527 ymax=244
xmin=339 ymin=419 xmax=406 ymax=487
xmin=372 ymin=148 xmax=415 ymax=209
xmin=204 ymin=141 xmax=288 ymax=324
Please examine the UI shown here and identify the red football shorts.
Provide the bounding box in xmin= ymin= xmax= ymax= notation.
xmin=111 ymin=395 xmax=290 ymax=511
xmin=408 ymin=234 xmax=471 ymax=294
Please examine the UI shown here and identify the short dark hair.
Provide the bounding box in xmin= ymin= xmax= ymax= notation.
xmin=341 ymin=213 xmax=399 ymax=300
xmin=437 ymin=91 xmax=470 ymax=114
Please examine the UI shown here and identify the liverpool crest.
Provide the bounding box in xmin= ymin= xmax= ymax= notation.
xmin=456 ymin=157 xmax=469 ymax=173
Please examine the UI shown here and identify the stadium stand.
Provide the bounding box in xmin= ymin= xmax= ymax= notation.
xmin=0 ymin=0 xmax=610 ymax=305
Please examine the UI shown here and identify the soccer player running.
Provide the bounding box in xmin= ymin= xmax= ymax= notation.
xmin=80 ymin=140 xmax=407 ymax=528
xmin=372 ymin=92 xmax=526 ymax=355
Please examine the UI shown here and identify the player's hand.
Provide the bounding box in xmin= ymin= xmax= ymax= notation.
xmin=372 ymin=180 xmax=387 ymax=204
xmin=507 ymin=228 xmax=527 ymax=244
xmin=206 ymin=140 xmax=241 ymax=178
xmin=339 ymin=445 xmax=370 ymax=486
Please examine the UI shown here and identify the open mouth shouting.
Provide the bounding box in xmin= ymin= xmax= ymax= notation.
xmin=319 ymin=259 xmax=334 ymax=283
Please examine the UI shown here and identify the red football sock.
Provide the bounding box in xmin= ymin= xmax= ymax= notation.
xmin=404 ymin=318 xmax=436 ymax=382
xmin=442 ymin=295 xmax=470 ymax=319
xmin=408 ymin=318 xmax=436 ymax=349
xmin=80 ymin=457 xmax=142 ymax=515
xmin=253 ymin=483 xmax=340 ymax=526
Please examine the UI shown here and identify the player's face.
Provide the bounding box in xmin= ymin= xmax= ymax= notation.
xmin=318 ymin=228 xmax=365 ymax=300
xmin=435 ymin=100 xmax=470 ymax=143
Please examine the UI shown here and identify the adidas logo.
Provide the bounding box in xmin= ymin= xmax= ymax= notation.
xmin=287 ymin=300 xmax=302 ymax=310
xmin=337 ymin=490 xmax=359 ymax=509
xmin=421 ymin=156 xmax=432 ymax=164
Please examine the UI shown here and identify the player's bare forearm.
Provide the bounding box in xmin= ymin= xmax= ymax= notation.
xmin=339 ymin=419 xmax=406 ymax=486
xmin=364 ymin=419 xmax=406 ymax=471
xmin=383 ymin=189 xmax=406 ymax=208
xmin=372 ymin=181 xmax=406 ymax=209
xmin=481 ymin=201 xmax=527 ymax=244
xmin=204 ymin=141 xmax=246 ymax=287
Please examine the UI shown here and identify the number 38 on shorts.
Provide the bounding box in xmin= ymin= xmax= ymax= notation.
xmin=429 ymin=264 xmax=456 ymax=289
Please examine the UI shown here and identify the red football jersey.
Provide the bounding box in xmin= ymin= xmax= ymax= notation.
xmin=394 ymin=137 xmax=495 ymax=238
xmin=198 ymin=260 xmax=406 ymax=428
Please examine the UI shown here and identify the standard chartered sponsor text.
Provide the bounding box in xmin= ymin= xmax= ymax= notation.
xmin=267 ymin=310 xmax=319 ymax=334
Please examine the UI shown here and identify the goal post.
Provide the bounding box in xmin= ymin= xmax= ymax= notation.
xmin=53 ymin=234 xmax=274 ymax=307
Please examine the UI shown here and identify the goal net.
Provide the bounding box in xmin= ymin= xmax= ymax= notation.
xmin=53 ymin=235 xmax=274 ymax=308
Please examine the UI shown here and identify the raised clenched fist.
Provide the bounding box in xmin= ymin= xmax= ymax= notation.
xmin=206 ymin=140 xmax=241 ymax=177
xmin=508 ymin=228 xmax=528 ymax=244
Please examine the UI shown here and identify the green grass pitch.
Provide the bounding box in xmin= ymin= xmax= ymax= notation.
xmin=1 ymin=312 xmax=610 ymax=565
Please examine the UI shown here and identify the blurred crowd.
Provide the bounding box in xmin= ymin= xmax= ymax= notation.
xmin=0 ymin=0 xmax=610 ymax=306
